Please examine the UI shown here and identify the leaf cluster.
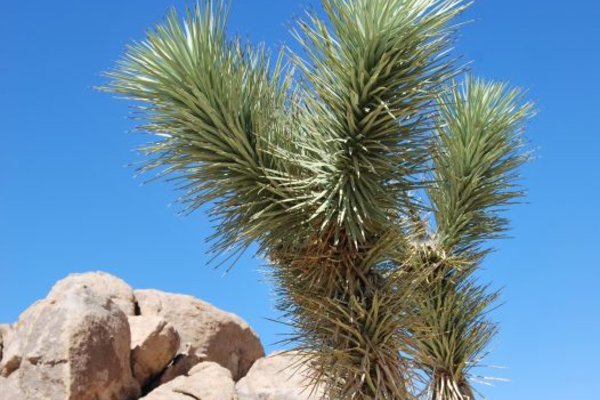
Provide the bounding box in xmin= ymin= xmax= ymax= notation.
xmin=104 ymin=1 xmax=534 ymax=399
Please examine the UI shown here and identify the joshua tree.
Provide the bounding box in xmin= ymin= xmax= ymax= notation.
xmin=105 ymin=1 xmax=533 ymax=399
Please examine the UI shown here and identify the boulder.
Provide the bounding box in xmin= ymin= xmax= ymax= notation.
xmin=129 ymin=315 xmax=180 ymax=388
xmin=135 ymin=289 xmax=264 ymax=381
xmin=0 ymin=285 xmax=140 ymax=400
xmin=141 ymin=362 xmax=235 ymax=400
xmin=236 ymin=352 xmax=324 ymax=400
xmin=48 ymin=271 xmax=137 ymax=316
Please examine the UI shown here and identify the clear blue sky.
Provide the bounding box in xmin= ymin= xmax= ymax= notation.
xmin=1 ymin=1 xmax=598 ymax=398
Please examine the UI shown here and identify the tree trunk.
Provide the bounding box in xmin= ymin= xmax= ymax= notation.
xmin=431 ymin=371 xmax=475 ymax=400
xmin=271 ymin=230 xmax=412 ymax=399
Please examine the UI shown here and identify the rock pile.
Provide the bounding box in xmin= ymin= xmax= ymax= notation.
xmin=0 ymin=272 xmax=322 ymax=400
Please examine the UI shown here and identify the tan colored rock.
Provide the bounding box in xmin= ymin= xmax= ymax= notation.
xmin=0 ymin=375 xmax=26 ymax=398
xmin=129 ymin=315 xmax=180 ymax=388
xmin=141 ymin=361 xmax=235 ymax=400
xmin=0 ymin=324 xmax=10 ymax=362
xmin=153 ymin=344 xmax=202 ymax=386
xmin=48 ymin=271 xmax=137 ymax=315
xmin=236 ymin=352 xmax=324 ymax=400
xmin=0 ymin=285 xmax=140 ymax=400
xmin=135 ymin=289 xmax=264 ymax=381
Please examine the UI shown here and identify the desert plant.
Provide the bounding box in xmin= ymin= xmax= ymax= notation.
xmin=410 ymin=79 xmax=533 ymax=400
xmin=104 ymin=1 xmax=533 ymax=399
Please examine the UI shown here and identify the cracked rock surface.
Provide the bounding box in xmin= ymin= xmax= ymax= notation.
xmin=0 ymin=272 xmax=319 ymax=400
xmin=135 ymin=289 xmax=265 ymax=382
xmin=0 ymin=283 xmax=140 ymax=400
xmin=129 ymin=315 xmax=180 ymax=388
